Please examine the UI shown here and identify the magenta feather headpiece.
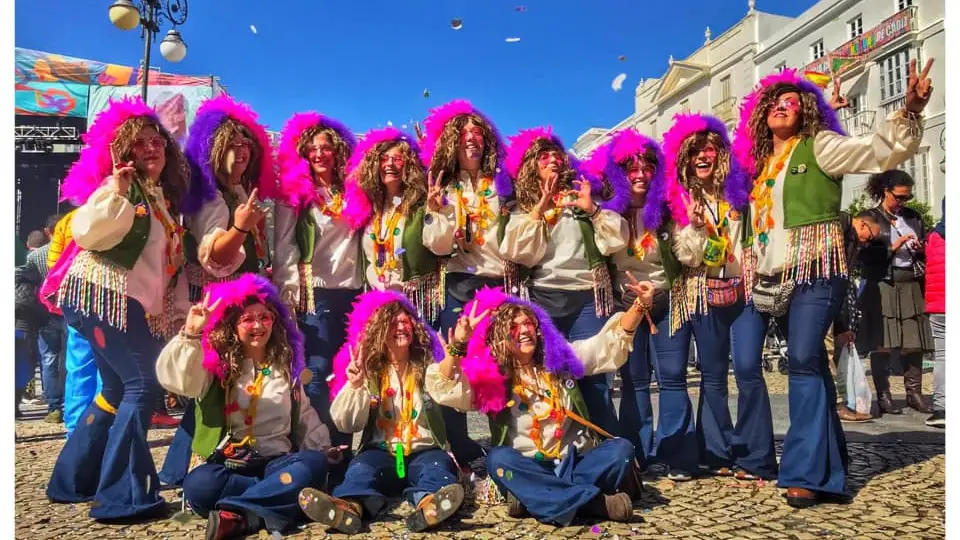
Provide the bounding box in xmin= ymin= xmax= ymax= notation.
xmin=327 ymin=290 xmax=445 ymax=400
xmin=733 ymin=68 xmax=846 ymax=178
xmin=200 ymin=273 xmax=305 ymax=383
xmin=420 ymin=99 xmax=505 ymax=168
xmin=660 ymin=113 xmax=750 ymax=227
xmin=60 ymin=96 xmax=159 ymax=206
xmin=275 ymin=112 xmax=356 ymax=211
xmin=500 ymin=127 xmax=566 ymax=198
xmin=460 ymin=287 xmax=585 ymax=414
xmin=340 ymin=127 xmax=423 ymax=231
xmin=584 ymin=129 xmax=668 ymax=227
xmin=181 ymin=95 xmax=278 ymax=215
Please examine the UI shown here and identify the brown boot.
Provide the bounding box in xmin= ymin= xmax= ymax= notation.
xmin=298 ymin=488 xmax=363 ymax=534
xmin=903 ymin=354 xmax=933 ymax=413
xmin=836 ymin=404 xmax=872 ymax=422
xmin=405 ymin=484 xmax=465 ymax=532
xmin=506 ymin=492 xmax=528 ymax=518
xmin=582 ymin=492 xmax=634 ymax=522
xmin=877 ymin=391 xmax=903 ymax=415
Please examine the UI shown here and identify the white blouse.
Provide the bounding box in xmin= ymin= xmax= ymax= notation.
xmin=611 ymin=207 xmax=707 ymax=293
xmin=185 ymin=184 xmax=251 ymax=279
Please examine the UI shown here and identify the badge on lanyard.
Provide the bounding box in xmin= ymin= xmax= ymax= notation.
xmin=702 ymin=236 xmax=729 ymax=268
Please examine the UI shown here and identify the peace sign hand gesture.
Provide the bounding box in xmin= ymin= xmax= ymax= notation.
xmin=828 ymin=76 xmax=850 ymax=111
xmin=453 ymin=301 xmax=491 ymax=344
xmin=184 ymin=292 xmax=222 ymax=336
xmin=563 ymin=176 xmax=598 ymax=215
xmin=624 ymin=271 xmax=655 ymax=309
xmin=905 ymin=58 xmax=935 ymax=113
xmin=234 ymin=188 xmax=266 ymax=232
xmin=427 ymin=170 xmax=445 ymax=212
xmin=346 ymin=344 xmax=367 ymax=389
xmin=682 ymin=191 xmax=706 ymax=229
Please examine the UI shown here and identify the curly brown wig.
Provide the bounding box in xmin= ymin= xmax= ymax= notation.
xmin=354 ymin=302 xmax=434 ymax=387
xmin=206 ymin=298 xmax=295 ymax=388
xmin=866 ymin=169 xmax=915 ymax=202
xmin=111 ymin=116 xmax=189 ymax=217
xmin=744 ymin=83 xmax=830 ymax=177
xmin=675 ymin=131 xmax=731 ymax=196
xmin=428 ymin=114 xmax=500 ymax=185
xmin=298 ymin=125 xmax=352 ymax=191
xmin=353 ymin=140 xmax=427 ymax=216
xmin=209 ymin=119 xmax=263 ymax=198
xmin=514 ymin=138 xmax=576 ymax=212
xmin=487 ymin=304 xmax=545 ymax=380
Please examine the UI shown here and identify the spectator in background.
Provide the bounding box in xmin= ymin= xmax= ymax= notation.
xmin=857 ymin=170 xmax=933 ymax=417
xmin=16 ymin=231 xmax=49 ymax=417
xmin=924 ymin=198 xmax=945 ymax=428
xmin=826 ymin=211 xmax=880 ymax=422
xmin=27 ymin=215 xmax=66 ymax=424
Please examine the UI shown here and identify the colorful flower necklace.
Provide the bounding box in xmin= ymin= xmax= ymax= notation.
xmin=453 ymin=177 xmax=495 ymax=247
xmin=507 ymin=368 xmax=568 ymax=462
xmin=316 ymin=188 xmax=344 ymax=219
xmin=751 ymin=137 xmax=800 ymax=246
xmin=542 ymin=192 xmax=571 ymax=227
xmin=222 ymin=362 xmax=275 ymax=431
xmin=626 ymin=209 xmax=657 ymax=261
xmin=375 ymin=368 xmax=419 ymax=478
xmin=370 ymin=207 xmax=403 ymax=283
xmin=140 ymin=179 xmax=184 ymax=277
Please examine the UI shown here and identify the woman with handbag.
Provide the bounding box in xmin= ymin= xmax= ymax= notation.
xmin=582 ymin=128 xmax=705 ymax=473
xmin=732 ymin=60 xmax=932 ymax=507
xmin=856 ymin=170 xmax=933 ymax=416
xmin=660 ymin=113 xmax=777 ymax=482
xmin=425 ymin=283 xmax=652 ymax=526
xmin=156 ymin=274 xmax=340 ymax=540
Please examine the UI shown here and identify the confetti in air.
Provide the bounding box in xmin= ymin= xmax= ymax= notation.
xmin=611 ymin=73 xmax=627 ymax=92
xmin=386 ymin=120 xmax=393 ymax=126
xmin=505 ymin=37 xmax=521 ymax=43
xmin=619 ymin=55 xmax=627 ymax=61
xmin=423 ymin=88 xmax=431 ymax=98
xmin=451 ymin=18 xmax=463 ymax=30
xmin=515 ymin=6 xmax=527 ymax=12
xmin=250 ymin=25 xmax=257 ymax=34
xmin=402 ymin=124 xmax=408 ymax=129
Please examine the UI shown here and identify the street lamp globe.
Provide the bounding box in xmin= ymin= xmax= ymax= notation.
xmin=159 ymin=29 xmax=187 ymax=62
xmin=108 ymin=0 xmax=141 ymax=31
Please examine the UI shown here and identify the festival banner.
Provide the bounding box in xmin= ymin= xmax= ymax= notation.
xmin=804 ymin=7 xmax=915 ymax=75
xmin=15 ymin=81 xmax=89 ymax=117
xmin=16 ymin=47 xmax=135 ymax=86
xmin=88 ymin=85 xmax=220 ymax=143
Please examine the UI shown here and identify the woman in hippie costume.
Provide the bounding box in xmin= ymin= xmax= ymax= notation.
xmin=272 ymin=112 xmax=361 ymax=475
xmin=731 ymin=60 xmax=934 ymax=507
xmin=498 ymin=127 xmax=629 ymax=436
xmin=160 ymin=94 xmax=277 ymax=488
xmin=420 ymin=99 xmax=508 ymax=475
xmin=298 ymin=290 xmax=465 ymax=534
xmin=45 ymin=97 xmax=191 ymax=521
xmin=426 ymin=283 xmax=653 ymax=526
xmin=345 ymin=128 xmax=442 ymax=323
xmin=660 ymin=113 xmax=777 ymax=482
xmin=156 ymin=274 xmax=340 ymax=540
xmin=582 ymin=128 xmax=705 ymax=471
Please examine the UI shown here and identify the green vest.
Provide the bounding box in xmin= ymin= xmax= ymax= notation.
xmin=94 ymin=180 xmax=151 ymax=270
xmin=192 ymin=379 xmax=301 ymax=459
xmin=183 ymin=191 xmax=261 ymax=273
xmin=361 ymin=205 xmax=438 ymax=282
xmin=782 ymin=137 xmax=841 ymax=229
xmin=655 ymin=231 xmax=682 ymax=286
xmin=488 ymin=380 xmax=593 ymax=448
xmin=357 ymin=374 xmax=447 ymax=450
xmin=496 ymin=203 xmax=608 ymax=277
xmin=295 ymin=209 xmax=317 ymax=265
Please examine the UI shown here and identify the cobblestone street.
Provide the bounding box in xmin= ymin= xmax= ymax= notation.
xmin=15 ymin=372 xmax=945 ymax=539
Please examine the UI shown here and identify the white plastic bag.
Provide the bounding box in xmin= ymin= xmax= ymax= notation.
xmin=840 ymin=345 xmax=873 ymax=415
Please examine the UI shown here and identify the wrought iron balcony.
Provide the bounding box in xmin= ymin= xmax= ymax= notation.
xmin=842 ymin=110 xmax=877 ymax=136
xmin=712 ymin=96 xmax=738 ymax=123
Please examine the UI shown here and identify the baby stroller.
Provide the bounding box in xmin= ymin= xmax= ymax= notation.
xmin=762 ymin=320 xmax=788 ymax=374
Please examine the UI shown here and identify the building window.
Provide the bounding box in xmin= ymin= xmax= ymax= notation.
xmin=880 ymin=48 xmax=910 ymax=101
xmin=897 ymin=0 xmax=912 ymax=10
xmin=811 ymin=39 xmax=825 ymax=61
xmin=898 ymin=148 xmax=929 ymax=200
xmin=649 ymin=120 xmax=657 ymax=138
xmin=774 ymin=61 xmax=787 ymax=72
xmin=680 ymin=99 xmax=690 ymax=113
xmin=848 ymin=16 xmax=863 ymax=39
xmin=720 ymin=75 xmax=731 ymax=101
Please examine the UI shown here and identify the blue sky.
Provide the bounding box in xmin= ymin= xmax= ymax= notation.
xmin=16 ymin=0 xmax=816 ymax=145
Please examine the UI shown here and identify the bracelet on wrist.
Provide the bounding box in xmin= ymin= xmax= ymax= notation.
xmin=446 ymin=341 xmax=467 ymax=358
xmin=588 ymin=205 xmax=601 ymax=218
xmin=180 ymin=327 xmax=202 ymax=340
xmin=232 ymin=225 xmax=251 ymax=235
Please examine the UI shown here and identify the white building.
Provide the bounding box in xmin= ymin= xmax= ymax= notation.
xmin=573 ymin=0 xmax=946 ymax=215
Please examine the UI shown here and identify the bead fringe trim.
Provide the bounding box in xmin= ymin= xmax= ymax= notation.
xmin=592 ymin=264 xmax=614 ymax=318
xmin=298 ymin=262 xmax=316 ymax=314
xmin=403 ymin=273 xmax=443 ymax=322
xmin=58 ymin=251 xmax=129 ymax=333
xmin=782 ymin=220 xmax=848 ymax=284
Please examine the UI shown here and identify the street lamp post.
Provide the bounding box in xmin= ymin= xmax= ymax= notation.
xmin=108 ymin=0 xmax=189 ymax=101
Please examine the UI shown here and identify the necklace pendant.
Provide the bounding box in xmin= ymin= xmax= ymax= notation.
xmin=534 ymin=451 xmax=545 ymax=462
xmin=395 ymin=443 xmax=406 ymax=478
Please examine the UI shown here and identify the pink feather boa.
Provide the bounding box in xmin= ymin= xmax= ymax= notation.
xmin=60 ymin=96 xmax=158 ymax=206
xmin=275 ymin=112 xmax=356 ymax=211
xmin=503 ymin=126 xmax=564 ymax=181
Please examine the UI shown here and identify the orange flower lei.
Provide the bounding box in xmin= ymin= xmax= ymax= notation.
xmin=375 ymin=370 xmax=419 ymax=457
xmin=141 ymin=180 xmax=184 ymax=276
xmin=626 ymin=210 xmax=657 ymax=261
xmin=751 ymin=137 xmax=799 ymax=246
xmin=453 ymin=177 xmax=495 ymax=247
xmin=370 ymin=208 xmax=403 ymax=283
xmin=508 ymin=370 xmax=568 ymax=462
xmin=316 ymin=189 xmax=344 ymax=219
xmin=542 ymin=192 xmax=570 ymax=226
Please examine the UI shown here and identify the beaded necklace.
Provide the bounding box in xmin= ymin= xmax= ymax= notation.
xmin=626 ymin=209 xmax=656 ymax=261
xmin=316 ymin=188 xmax=344 ymax=219
xmin=453 ymin=177 xmax=495 ymax=247
xmin=222 ymin=361 xmax=275 ymax=435
xmin=541 ymin=193 xmax=570 ymax=226
xmin=508 ymin=367 xmax=568 ymax=462
xmin=751 ymin=136 xmax=799 ymax=246
xmin=375 ymin=368 xmax=419 ymax=477
xmin=370 ymin=206 xmax=403 ymax=283
xmin=140 ymin=179 xmax=184 ymax=276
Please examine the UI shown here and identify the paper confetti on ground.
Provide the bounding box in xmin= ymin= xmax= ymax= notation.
xmin=250 ymin=25 xmax=257 ymax=34
xmin=612 ymin=73 xmax=627 ymax=91
xmin=505 ymin=37 xmax=521 ymax=43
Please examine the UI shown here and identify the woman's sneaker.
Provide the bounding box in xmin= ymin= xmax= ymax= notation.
xmin=298 ymin=488 xmax=363 ymax=534
xmin=667 ymin=469 xmax=693 ymax=481
xmin=405 ymin=484 xmax=465 ymax=532
xmin=925 ymin=410 xmax=946 ymax=428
